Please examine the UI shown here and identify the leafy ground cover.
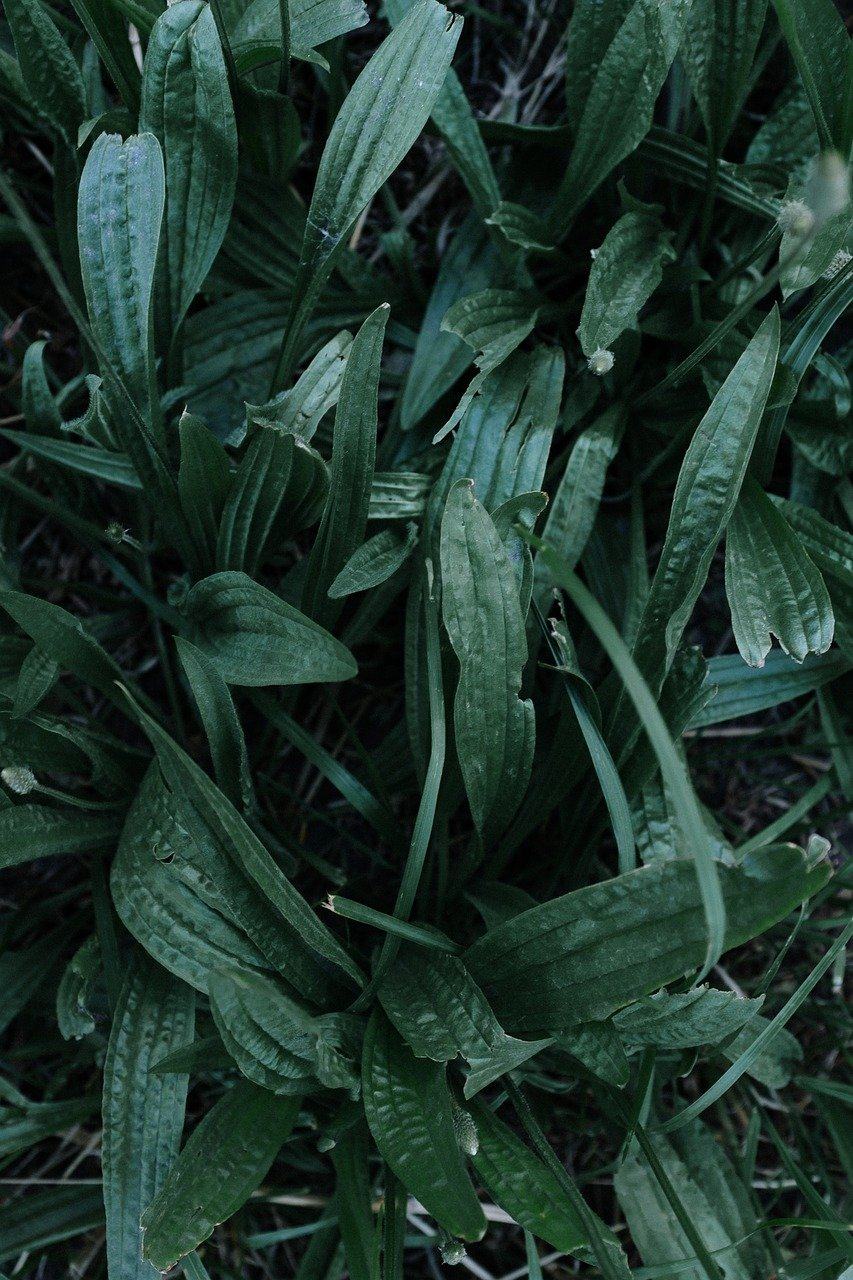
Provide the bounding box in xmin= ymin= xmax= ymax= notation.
xmin=0 ymin=0 xmax=851 ymax=1276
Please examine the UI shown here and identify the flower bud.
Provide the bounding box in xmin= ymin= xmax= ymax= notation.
xmin=587 ymin=347 xmax=615 ymax=376
xmin=2 ymin=765 xmax=37 ymax=795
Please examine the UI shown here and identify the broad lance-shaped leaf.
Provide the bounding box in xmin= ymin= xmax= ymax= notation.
xmin=141 ymin=1081 xmax=300 ymax=1271
xmin=175 ymin=638 xmax=253 ymax=810
xmin=616 ymin=1122 xmax=772 ymax=1280
xmin=303 ymin=306 xmax=389 ymax=626
xmin=141 ymin=1 xmax=237 ymax=334
xmin=613 ymin=988 xmax=763 ymax=1049
xmin=362 ymin=1011 xmax=487 ymax=1242
xmin=466 ymin=843 xmax=832 ymax=1036
xmin=578 ymin=213 xmax=673 ymax=359
xmin=329 ymin=523 xmax=418 ymax=599
xmin=550 ymin=0 xmax=692 ymax=236
xmin=215 ymin=427 xmax=294 ymax=575
xmin=0 ymin=804 xmax=120 ymax=870
xmin=102 ymin=949 xmax=195 ymax=1280
xmin=177 ymin=411 xmax=231 ymax=570
xmin=433 ymin=289 xmax=538 ymax=443
xmin=440 ymin=479 xmax=535 ymax=843
xmin=772 ymin=497 xmax=853 ymax=590
xmin=122 ymin=700 xmax=365 ymax=992
xmin=770 ymin=0 xmax=851 ymax=154
xmin=3 ymin=0 xmax=86 ymax=142
xmin=725 ymin=476 xmax=834 ymax=667
xmin=231 ymin=0 xmax=368 ymax=69
xmin=185 ymin=571 xmax=357 ymax=687
xmin=470 ymin=1099 xmax=601 ymax=1256
xmin=627 ymin=308 xmax=781 ymax=700
xmin=557 ymin=1021 xmax=630 ymax=1088
xmin=270 ymin=0 xmax=462 ymax=389
xmin=681 ymin=0 xmax=768 ymax=155
xmin=78 ymin=133 xmax=164 ymax=441
xmin=401 ymin=218 xmax=498 ymax=432
xmin=56 ymin=936 xmax=100 ymax=1041
xmin=376 ymin=945 xmax=551 ymax=1097
xmin=533 ymin=402 xmax=624 ymax=606
xmin=563 ymin=0 xmax=632 ymax=136
xmin=208 ymin=967 xmax=361 ymax=1096
xmin=691 ymin=649 xmax=850 ymax=729
xmin=111 ymin=765 xmax=290 ymax=995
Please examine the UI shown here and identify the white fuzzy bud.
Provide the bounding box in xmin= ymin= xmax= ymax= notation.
xmin=777 ymin=200 xmax=814 ymax=237
xmin=451 ymin=1103 xmax=479 ymax=1156
xmin=823 ymin=249 xmax=852 ymax=280
xmin=2 ymin=765 xmax=36 ymax=795
xmin=587 ymin=347 xmax=615 ymax=376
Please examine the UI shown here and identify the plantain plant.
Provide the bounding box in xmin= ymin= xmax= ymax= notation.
xmin=0 ymin=0 xmax=851 ymax=1276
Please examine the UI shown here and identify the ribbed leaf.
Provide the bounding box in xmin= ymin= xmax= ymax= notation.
xmin=103 ymin=949 xmax=195 ymax=1280
xmin=613 ymin=988 xmax=763 ymax=1049
xmin=362 ymin=1011 xmax=487 ymax=1241
xmin=271 ymin=0 xmax=462 ymax=387
xmin=3 ymin=0 xmax=86 ymax=141
xmin=725 ymin=476 xmax=834 ymax=667
xmin=377 ymin=945 xmax=550 ymax=1097
xmin=0 ymin=804 xmax=120 ymax=870
xmin=186 ymin=572 xmax=357 ymax=687
xmin=303 ymin=306 xmax=389 ymax=625
xmin=578 ymin=212 xmax=673 ymax=358
xmin=440 ymin=479 xmax=535 ymax=843
xmin=175 ymin=637 xmax=252 ymax=809
xmin=141 ymin=1 xmax=237 ymax=332
xmin=681 ymin=0 xmax=769 ymax=154
xmin=329 ymin=524 xmax=418 ymax=598
xmin=466 ymin=844 xmax=831 ymax=1035
xmin=141 ymin=1081 xmax=300 ymax=1271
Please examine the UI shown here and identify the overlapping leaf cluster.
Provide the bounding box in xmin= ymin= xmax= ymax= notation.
xmin=0 ymin=0 xmax=851 ymax=1276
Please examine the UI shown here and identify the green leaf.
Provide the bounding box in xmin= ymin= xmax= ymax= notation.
xmin=466 ymin=845 xmax=831 ymax=1035
xmin=270 ymin=0 xmax=462 ymax=388
xmin=68 ymin=0 xmax=142 ymax=113
xmin=123 ymin=703 xmax=365 ymax=992
xmin=302 ymin=306 xmax=389 ymax=625
xmin=3 ymin=0 xmax=86 ymax=141
xmin=691 ymin=648 xmax=850 ymax=727
xmin=440 ymin=479 xmax=535 ymax=843
xmin=56 ymin=936 xmax=100 ymax=1040
xmin=77 ymin=132 xmax=164 ymax=437
xmin=770 ymin=0 xmax=852 ymax=153
xmin=0 ymin=590 xmax=126 ymax=704
xmin=185 ymin=571 xmax=357 ymax=687
xmin=722 ymin=1013 xmax=802 ymax=1089
xmin=401 ymin=218 xmax=498 ymax=432
xmin=772 ymin=497 xmax=853 ymax=589
xmin=578 ymin=212 xmax=673 ymax=359
xmin=725 ymin=476 xmax=834 ymax=667
xmin=209 ymin=966 xmax=361 ymax=1095
xmin=557 ymin=1021 xmax=630 ymax=1088
xmin=328 ymin=524 xmax=418 ymax=599
xmin=433 ymin=289 xmax=538 ymax=443
xmin=111 ymin=766 xmax=292 ymax=993
xmin=140 ymin=1 xmax=237 ymax=333
xmin=0 ymin=802 xmax=120 ymax=871
xmin=534 ymin=402 xmax=624 ymax=601
xmin=629 ymin=309 xmax=781 ymax=697
xmin=232 ymin=0 xmax=369 ymax=70
xmin=562 ymin=0 xmax=633 ymax=136
xmin=175 ymin=638 xmax=252 ymax=810
xmin=681 ymin=0 xmax=769 ymax=154
xmin=247 ymin=330 xmax=353 ymax=441
xmin=613 ymin=988 xmax=763 ymax=1049
xmin=376 ymin=944 xmax=550 ymax=1097
xmin=361 ymin=1011 xmax=487 ymax=1242
xmin=21 ymin=340 xmax=61 ymax=434
xmin=215 ymin=428 xmax=294 ymax=575
xmin=331 ymin=1122 xmax=376 ymax=1280
xmin=12 ymin=645 xmax=59 ymax=717
xmin=177 ymin=411 xmax=232 ymax=571
xmin=487 ymin=202 xmax=554 ymax=252
xmin=469 ymin=1100 xmax=590 ymax=1254
xmin=616 ymin=1124 xmax=769 ymax=1280
xmin=103 ymin=949 xmax=195 ymax=1280
xmin=0 ymin=429 xmax=141 ymax=490
xmin=141 ymin=1081 xmax=301 ymax=1271
xmin=551 ymin=0 xmax=692 ymax=235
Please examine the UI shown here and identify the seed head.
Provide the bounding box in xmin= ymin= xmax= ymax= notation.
xmin=588 ymin=347 xmax=615 ymax=376
xmin=2 ymin=765 xmax=36 ymax=795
